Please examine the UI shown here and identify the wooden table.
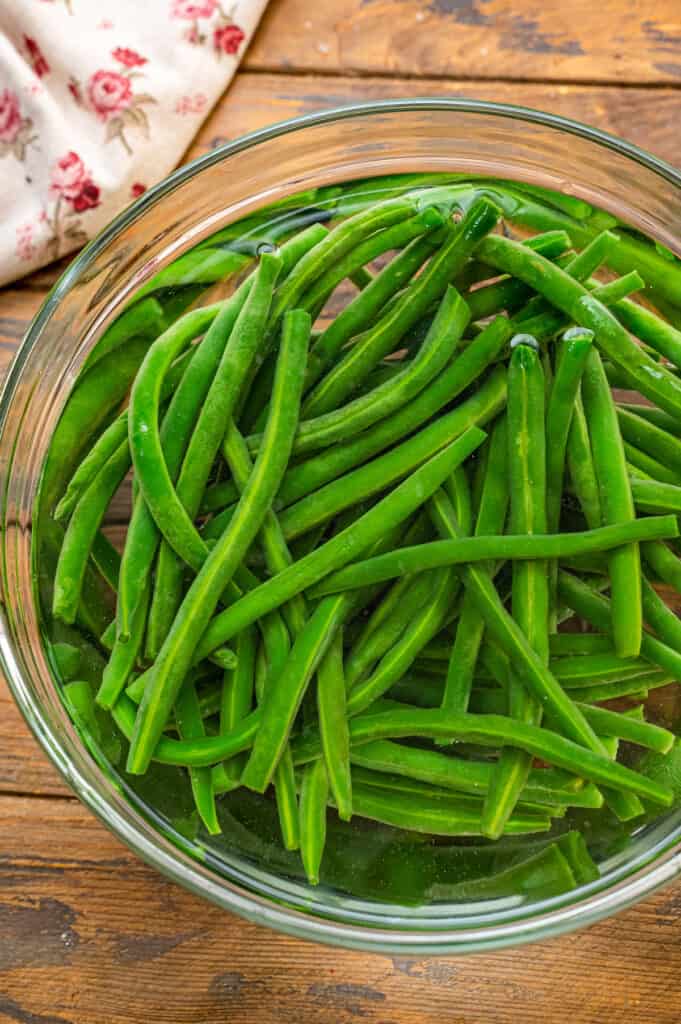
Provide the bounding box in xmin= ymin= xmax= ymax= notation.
xmin=2 ymin=2 xmax=681 ymax=1020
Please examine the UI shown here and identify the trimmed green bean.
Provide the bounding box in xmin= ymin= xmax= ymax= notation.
xmin=309 ymin=517 xmax=679 ymax=594
xmin=317 ymin=630 xmax=352 ymax=822
xmin=299 ymin=758 xmax=329 ymax=884
xmin=483 ymin=337 xmax=548 ymax=839
xmin=302 ymin=198 xmax=500 ymax=418
xmin=175 ymin=678 xmax=220 ymax=835
xmin=476 ymin=233 xmax=681 ymax=418
xmin=127 ymin=310 xmax=310 ymax=774
xmin=582 ymin=347 xmax=642 ymax=657
xmin=195 ymin=430 xmax=486 ymax=661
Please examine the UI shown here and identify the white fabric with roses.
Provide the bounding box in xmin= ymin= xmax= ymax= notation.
xmin=0 ymin=0 xmax=269 ymax=286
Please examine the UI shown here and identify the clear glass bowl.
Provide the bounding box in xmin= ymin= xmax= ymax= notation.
xmin=3 ymin=99 xmax=681 ymax=955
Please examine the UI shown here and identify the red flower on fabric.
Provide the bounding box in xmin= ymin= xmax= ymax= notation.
xmin=171 ymin=0 xmax=217 ymax=18
xmin=0 ymin=89 xmax=22 ymax=143
xmin=213 ymin=23 xmax=245 ymax=55
xmin=51 ymin=151 xmax=87 ymax=198
xmin=72 ymin=180 xmax=101 ymax=212
xmin=50 ymin=151 xmax=100 ymax=213
xmin=88 ymin=69 xmax=133 ymax=120
xmin=23 ymin=36 xmax=50 ymax=78
xmin=130 ymin=182 xmax=147 ymax=197
xmin=112 ymin=46 xmax=147 ymax=68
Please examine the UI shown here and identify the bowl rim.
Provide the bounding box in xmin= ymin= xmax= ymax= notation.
xmin=4 ymin=96 xmax=681 ymax=955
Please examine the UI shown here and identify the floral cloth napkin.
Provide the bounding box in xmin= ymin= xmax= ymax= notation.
xmin=0 ymin=0 xmax=269 ymax=286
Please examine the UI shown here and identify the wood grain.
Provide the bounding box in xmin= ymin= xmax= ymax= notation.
xmin=188 ymin=72 xmax=681 ymax=167
xmin=0 ymin=793 xmax=681 ymax=1024
xmin=245 ymin=0 xmax=681 ymax=85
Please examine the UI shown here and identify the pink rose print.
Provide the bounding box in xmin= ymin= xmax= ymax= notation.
xmin=23 ymin=36 xmax=50 ymax=78
xmin=88 ymin=70 xmax=133 ymax=119
xmin=0 ymin=90 xmax=21 ymax=144
xmin=175 ymin=93 xmax=207 ymax=115
xmin=173 ymin=0 xmax=243 ymax=52
xmin=213 ymin=23 xmax=245 ymax=56
xmin=0 ymin=89 xmax=36 ymax=161
xmin=111 ymin=47 xmax=147 ymax=68
xmin=41 ymin=151 xmax=100 ymax=261
xmin=15 ymin=223 xmax=37 ymax=263
xmin=172 ymin=0 xmax=217 ymax=18
xmin=130 ymin=182 xmax=147 ymax=198
xmin=71 ymin=48 xmax=156 ymax=155
xmin=51 ymin=150 xmax=88 ymax=199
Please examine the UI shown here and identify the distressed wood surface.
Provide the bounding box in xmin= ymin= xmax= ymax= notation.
xmin=1 ymin=793 xmax=681 ymax=1024
xmin=245 ymin=0 xmax=681 ymax=84
xmin=3 ymin=3 xmax=681 ymax=1020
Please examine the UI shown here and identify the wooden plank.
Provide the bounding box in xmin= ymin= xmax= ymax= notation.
xmin=245 ymin=0 xmax=681 ymax=85
xmin=189 ymin=72 xmax=681 ymax=167
xmin=1 ymin=791 xmax=681 ymax=1024
xmin=0 ymin=682 xmax=69 ymax=798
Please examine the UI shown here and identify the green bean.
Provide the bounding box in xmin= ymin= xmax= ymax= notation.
xmin=566 ymin=387 xmax=602 ymax=529
xmin=126 ymin=310 xmax=310 ymax=774
xmin=617 ymin=406 xmax=681 ymax=479
xmin=309 ymin=517 xmax=678 ymax=594
xmin=40 ymin=337 xmax=153 ymax=517
xmin=642 ymin=540 xmax=681 ymax=595
xmin=278 ymin=387 xmax=482 ymax=544
xmin=548 ymin=633 xmax=613 ymax=657
xmin=241 ymin=595 xmax=352 ymax=792
xmin=631 ymin=477 xmax=681 ymax=514
xmin=52 ymin=441 xmax=131 ymax=624
xmin=304 ymin=215 xmax=446 ymax=386
xmin=565 ymin=230 xmax=619 ymax=280
xmin=565 ymin=679 xmax=659 ymax=702
xmin=427 ymin=489 xmax=603 ymax=753
xmin=83 ymin=297 xmax=167 ymax=371
xmin=476 ymin=234 xmax=681 ymax=418
xmin=624 ymin=440 xmax=681 ymax=486
xmin=618 ymin=403 xmax=681 ymax=440
xmin=547 ymin=652 xmax=661 ymax=687
xmin=641 ymin=576 xmax=681 ymax=655
xmin=90 ymin=532 xmax=121 ymax=593
xmin=347 ymin=781 xmax=551 ymax=837
xmin=117 ymin=302 xmax=232 ymax=639
xmin=119 ymin=227 xmax=326 ymax=642
xmin=55 ymin=414 xmax=129 ymax=523
xmin=267 ymin=197 xmax=421 ymax=333
xmin=347 ymin=568 xmax=458 ymax=716
xmin=194 ymin=430 xmax=486 ymax=661
xmin=95 ymin=582 xmax=150 ymax=710
xmin=145 ymin=259 xmax=286 ymax=655
xmin=299 ymin=758 xmax=329 ymax=884
xmin=275 ymin=350 xmax=508 ymax=510
xmin=557 ymin=570 xmax=681 ymax=682
xmin=464 ymin=232 xmax=572 ymax=320
xmin=134 ymin=248 xmax=250 ymax=302
xmin=442 ymin=417 xmax=508 ymax=717
xmin=302 ymin=199 xmax=500 ymax=418
xmin=582 ymin=348 xmax=642 ymax=657
xmin=317 ymin=630 xmax=352 ymax=821
xmin=483 ymin=337 xmax=548 ymax=839
xmin=254 ymin=285 xmax=471 ymax=459
xmin=130 ymin=253 xmax=282 ymax=579
xmin=219 ymin=625 xmax=257 ymax=787
xmin=349 ymin=739 xmax=599 ymax=806
xmin=345 ymin=571 xmax=436 ymax=688
xmin=613 ymin=296 xmax=681 ymax=369
xmin=291 ymin=708 xmax=672 ymax=806
xmin=174 ymin=677 xmax=220 ymax=835
xmin=546 ymin=329 xmax=594 ymax=532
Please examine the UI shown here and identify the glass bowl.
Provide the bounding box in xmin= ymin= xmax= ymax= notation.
xmin=3 ymin=98 xmax=681 ymax=956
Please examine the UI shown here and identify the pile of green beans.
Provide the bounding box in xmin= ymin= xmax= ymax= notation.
xmin=41 ymin=172 xmax=681 ymax=895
